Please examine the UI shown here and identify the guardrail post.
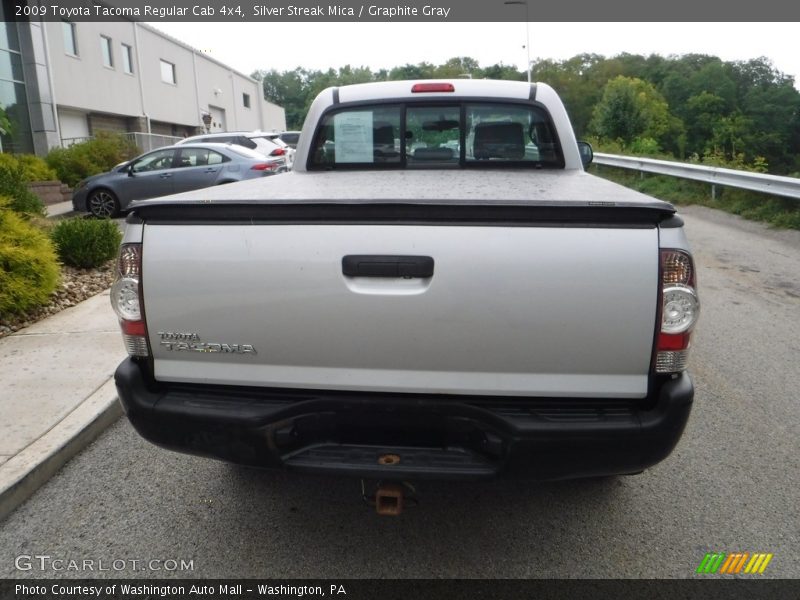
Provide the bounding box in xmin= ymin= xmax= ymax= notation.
xmin=711 ymin=184 xmax=716 ymax=201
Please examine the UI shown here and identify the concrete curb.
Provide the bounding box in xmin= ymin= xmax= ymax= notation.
xmin=45 ymin=199 xmax=78 ymax=220
xmin=0 ymin=377 xmax=122 ymax=522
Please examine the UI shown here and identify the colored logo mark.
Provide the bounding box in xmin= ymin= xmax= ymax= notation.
xmin=696 ymin=552 xmax=774 ymax=574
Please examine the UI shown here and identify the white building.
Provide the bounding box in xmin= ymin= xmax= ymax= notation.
xmin=1 ymin=5 xmax=286 ymax=155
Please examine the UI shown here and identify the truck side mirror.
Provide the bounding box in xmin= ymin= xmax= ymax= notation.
xmin=577 ymin=141 xmax=593 ymax=169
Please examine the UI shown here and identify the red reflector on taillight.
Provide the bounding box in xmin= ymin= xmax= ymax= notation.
xmin=658 ymin=331 xmax=691 ymax=351
xmin=269 ymin=148 xmax=286 ymax=156
xmin=120 ymin=319 xmax=147 ymax=336
xmin=411 ymin=83 xmax=455 ymax=93
xmin=251 ymin=163 xmax=276 ymax=171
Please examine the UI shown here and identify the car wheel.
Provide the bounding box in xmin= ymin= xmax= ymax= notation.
xmin=87 ymin=189 xmax=120 ymax=218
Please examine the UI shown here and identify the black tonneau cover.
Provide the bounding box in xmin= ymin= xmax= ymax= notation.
xmin=131 ymin=169 xmax=676 ymax=227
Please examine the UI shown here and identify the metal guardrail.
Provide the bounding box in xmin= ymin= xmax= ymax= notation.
xmin=593 ymin=153 xmax=800 ymax=201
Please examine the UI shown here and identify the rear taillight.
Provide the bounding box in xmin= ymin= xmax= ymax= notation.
xmin=269 ymin=148 xmax=286 ymax=156
xmin=655 ymin=249 xmax=699 ymax=373
xmin=110 ymin=243 xmax=149 ymax=357
xmin=251 ymin=162 xmax=277 ymax=171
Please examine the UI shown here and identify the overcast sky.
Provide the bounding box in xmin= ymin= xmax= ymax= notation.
xmin=148 ymin=22 xmax=800 ymax=89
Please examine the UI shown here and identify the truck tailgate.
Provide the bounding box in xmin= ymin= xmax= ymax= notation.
xmin=142 ymin=222 xmax=658 ymax=398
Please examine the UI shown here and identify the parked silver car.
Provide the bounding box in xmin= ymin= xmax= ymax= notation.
xmin=72 ymin=143 xmax=283 ymax=218
xmin=176 ymin=131 xmax=292 ymax=170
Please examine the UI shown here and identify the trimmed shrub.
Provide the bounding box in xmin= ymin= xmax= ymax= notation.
xmin=0 ymin=153 xmax=58 ymax=182
xmin=0 ymin=158 xmax=45 ymax=216
xmin=0 ymin=197 xmax=60 ymax=317
xmin=46 ymin=131 xmax=139 ymax=187
xmin=51 ymin=217 xmax=121 ymax=268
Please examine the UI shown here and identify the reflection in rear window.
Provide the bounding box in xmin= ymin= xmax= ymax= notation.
xmin=227 ymin=145 xmax=270 ymax=160
xmin=309 ymin=102 xmax=563 ymax=169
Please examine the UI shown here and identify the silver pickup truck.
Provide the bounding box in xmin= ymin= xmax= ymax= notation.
xmin=112 ymin=80 xmax=699 ymax=491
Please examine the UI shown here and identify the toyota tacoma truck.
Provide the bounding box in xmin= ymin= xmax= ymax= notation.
xmin=112 ymin=80 xmax=699 ymax=484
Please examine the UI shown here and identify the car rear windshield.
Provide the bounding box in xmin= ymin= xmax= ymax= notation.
xmin=248 ymin=137 xmax=282 ymax=156
xmin=308 ymin=102 xmax=564 ymax=170
xmin=226 ymin=145 xmax=271 ymax=160
xmin=279 ymin=132 xmax=300 ymax=146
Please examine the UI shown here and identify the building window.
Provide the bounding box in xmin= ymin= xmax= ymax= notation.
xmin=0 ymin=19 xmax=33 ymax=154
xmin=100 ymin=35 xmax=113 ymax=68
xmin=243 ymin=93 xmax=250 ymax=108
xmin=121 ymin=43 xmax=133 ymax=74
xmin=160 ymin=59 xmax=176 ymax=84
xmin=62 ymin=22 xmax=78 ymax=56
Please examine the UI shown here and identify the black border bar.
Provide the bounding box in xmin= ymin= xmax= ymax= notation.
xmin=2 ymin=579 xmax=799 ymax=600
xmin=13 ymin=0 xmax=800 ymax=22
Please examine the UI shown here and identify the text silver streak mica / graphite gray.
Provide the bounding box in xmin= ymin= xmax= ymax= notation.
xmin=113 ymin=80 xmax=698 ymax=481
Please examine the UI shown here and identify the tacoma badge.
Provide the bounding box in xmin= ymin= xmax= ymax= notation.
xmin=157 ymin=332 xmax=256 ymax=354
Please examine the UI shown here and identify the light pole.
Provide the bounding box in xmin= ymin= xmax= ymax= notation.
xmin=504 ymin=1 xmax=531 ymax=83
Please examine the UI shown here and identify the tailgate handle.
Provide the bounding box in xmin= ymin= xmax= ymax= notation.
xmin=342 ymin=255 xmax=434 ymax=278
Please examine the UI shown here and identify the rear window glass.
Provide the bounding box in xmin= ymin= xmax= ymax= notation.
xmin=226 ymin=145 xmax=270 ymax=160
xmin=309 ymin=102 xmax=563 ymax=169
xmin=176 ymin=148 xmax=227 ymax=166
xmin=279 ymin=132 xmax=300 ymax=146
xmin=247 ymin=136 xmax=281 ymax=156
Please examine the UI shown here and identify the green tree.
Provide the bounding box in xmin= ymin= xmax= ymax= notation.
xmin=684 ymin=91 xmax=728 ymax=154
xmin=478 ymin=63 xmax=523 ymax=81
xmin=590 ymin=76 xmax=671 ymax=149
xmin=253 ymin=68 xmax=313 ymax=130
xmin=389 ymin=62 xmax=436 ymax=80
xmin=0 ymin=105 xmax=11 ymax=137
xmin=434 ymin=57 xmax=480 ymax=78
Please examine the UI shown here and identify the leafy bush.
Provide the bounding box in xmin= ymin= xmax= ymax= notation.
xmin=51 ymin=217 xmax=121 ymax=268
xmin=0 ymin=158 xmax=45 ymax=216
xmin=46 ymin=131 xmax=139 ymax=187
xmin=0 ymin=197 xmax=60 ymax=317
xmin=0 ymin=153 xmax=58 ymax=182
xmin=627 ymin=137 xmax=662 ymax=157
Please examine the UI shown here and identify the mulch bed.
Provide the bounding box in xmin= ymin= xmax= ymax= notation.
xmin=0 ymin=261 xmax=116 ymax=339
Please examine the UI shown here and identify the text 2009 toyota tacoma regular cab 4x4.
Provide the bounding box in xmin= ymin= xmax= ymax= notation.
xmin=112 ymin=80 xmax=699 ymax=490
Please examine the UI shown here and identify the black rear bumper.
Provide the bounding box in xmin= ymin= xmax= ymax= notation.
xmin=115 ymin=358 xmax=693 ymax=481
